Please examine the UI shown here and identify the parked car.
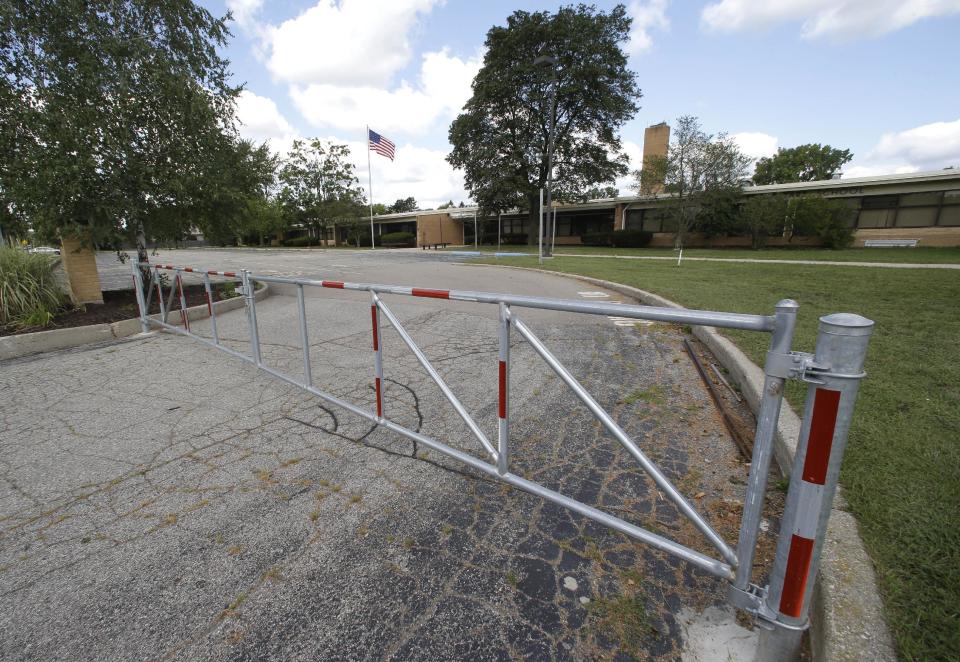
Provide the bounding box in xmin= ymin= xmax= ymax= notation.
xmin=26 ymin=246 xmax=60 ymax=255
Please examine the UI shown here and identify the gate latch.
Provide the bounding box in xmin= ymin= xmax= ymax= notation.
xmin=765 ymin=351 xmax=830 ymax=384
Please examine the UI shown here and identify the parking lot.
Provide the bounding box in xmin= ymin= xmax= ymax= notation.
xmin=1 ymin=248 xmax=781 ymax=660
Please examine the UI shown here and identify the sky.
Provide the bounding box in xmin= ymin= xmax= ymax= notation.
xmin=204 ymin=0 xmax=960 ymax=209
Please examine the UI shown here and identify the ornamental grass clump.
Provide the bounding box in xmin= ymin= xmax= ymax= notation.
xmin=0 ymin=244 xmax=67 ymax=328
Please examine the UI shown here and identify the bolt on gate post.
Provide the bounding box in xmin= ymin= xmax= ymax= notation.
xmin=756 ymin=313 xmax=873 ymax=660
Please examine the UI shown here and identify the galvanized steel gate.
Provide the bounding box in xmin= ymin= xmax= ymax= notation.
xmin=132 ymin=260 xmax=873 ymax=659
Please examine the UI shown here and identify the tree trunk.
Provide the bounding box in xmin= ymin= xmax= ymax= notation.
xmin=526 ymin=191 xmax=540 ymax=246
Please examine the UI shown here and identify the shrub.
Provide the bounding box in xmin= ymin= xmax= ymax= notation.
xmin=499 ymin=233 xmax=528 ymax=245
xmin=790 ymin=195 xmax=856 ymax=249
xmin=0 ymin=244 xmax=67 ymax=327
xmin=282 ymin=236 xmax=316 ymax=247
xmin=740 ymin=195 xmax=787 ymax=249
xmin=582 ymin=231 xmax=613 ymax=246
xmin=379 ymin=231 xmax=416 ymax=247
xmin=609 ymin=230 xmax=653 ymax=248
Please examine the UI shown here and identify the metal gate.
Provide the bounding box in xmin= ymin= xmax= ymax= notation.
xmin=131 ymin=260 xmax=872 ymax=659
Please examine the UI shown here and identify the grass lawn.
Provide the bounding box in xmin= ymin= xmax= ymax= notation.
xmin=450 ymin=245 xmax=960 ymax=264
xmin=477 ymin=254 xmax=959 ymax=660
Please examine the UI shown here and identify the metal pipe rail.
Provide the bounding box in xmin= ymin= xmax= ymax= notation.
xmin=133 ymin=260 xmax=873 ymax=660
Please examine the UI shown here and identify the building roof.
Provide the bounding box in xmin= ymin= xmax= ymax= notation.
xmin=372 ymin=169 xmax=960 ymax=221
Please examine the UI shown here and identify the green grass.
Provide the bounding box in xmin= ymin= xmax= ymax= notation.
xmin=451 ymin=244 xmax=960 ymax=263
xmin=480 ymin=254 xmax=959 ymax=660
xmin=0 ymin=245 xmax=67 ymax=327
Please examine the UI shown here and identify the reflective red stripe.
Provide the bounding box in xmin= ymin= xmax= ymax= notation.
xmin=412 ymin=288 xmax=449 ymax=299
xmin=223 ymin=271 xmax=237 ymax=278
xmin=323 ymin=280 xmax=344 ymax=289
xmin=779 ymin=534 xmax=815 ymax=618
xmin=176 ymin=274 xmax=189 ymax=330
xmin=498 ymin=361 xmax=507 ymax=418
xmin=183 ymin=267 xmax=194 ymax=272
xmin=205 ymin=291 xmax=213 ymax=315
xmin=375 ymin=377 xmax=383 ymax=417
xmin=802 ymin=388 xmax=841 ymax=485
xmin=371 ymin=305 xmax=379 ymax=350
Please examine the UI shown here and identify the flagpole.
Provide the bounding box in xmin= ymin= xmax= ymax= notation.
xmin=366 ymin=125 xmax=375 ymax=250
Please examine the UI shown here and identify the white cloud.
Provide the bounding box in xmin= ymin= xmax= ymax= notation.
xmin=614 ymin=139 xmax=644 ymax=192
xmin=235 ymin=90 xmax=299 ymax=155
xmin=869 ymin=118 xmax=960 ymax=169
xmin=844 ymin=118 xmax=960 ymax=177
xmin=730 ymin=131 xmax=778 ymax=160
xmin=701 ymin=0 xmax=960 ymax=39
xmin=290 ymin=49 xmax=482 ymax=136
xmin=226 ymin=0 xmax=264 ymax=28
xmin=627 ymin=0 xmax=670 ymax=55
xmin=337 ymin=138 xmax=469 ymax=209
xmin=263 ymin=0 xmax=441 ymax=87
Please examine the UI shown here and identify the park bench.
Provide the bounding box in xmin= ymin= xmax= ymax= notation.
xmin=421 ymin=242 xmax=451 ymax=250
xmin=864 ymin=238 xmax=919 ymax=248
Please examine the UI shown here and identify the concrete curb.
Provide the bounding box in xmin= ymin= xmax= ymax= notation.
xmin=0 ymin=283 xmax=269 ymax=362
xmin=462 ymin=263 xmax=896 ymax=661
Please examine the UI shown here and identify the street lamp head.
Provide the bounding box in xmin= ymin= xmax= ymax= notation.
xmin=533 ymin=55 xmax=558 ymax=67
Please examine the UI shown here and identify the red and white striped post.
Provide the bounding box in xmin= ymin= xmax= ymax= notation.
xmin=758 ymin=313 xmax=873 ymax=660
xmin=371 ymin=292 xmax=384 ymax=419
xmin=497 ymin=302 xmax=511 ymax=475
xmin=175 ymin=269 xmax=190 ymax=331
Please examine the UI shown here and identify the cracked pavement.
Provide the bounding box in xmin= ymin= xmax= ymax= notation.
xmin=1 ymin=249 xmax=784 ymax=660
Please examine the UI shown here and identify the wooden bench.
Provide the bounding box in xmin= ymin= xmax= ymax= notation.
xmin=421 ymin=242 xmax=451 ymax=250
xmin=864 ymin=239 xmax=919 ymax=248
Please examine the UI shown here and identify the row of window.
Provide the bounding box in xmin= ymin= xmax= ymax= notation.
xmin=626 ymin=190 xmax=960 ymax=232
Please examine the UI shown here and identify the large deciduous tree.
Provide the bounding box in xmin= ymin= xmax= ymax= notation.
xmin=278 ymin=139 xmax=365 ymax=246
xmin=0 ymin=0 xmax=240 ymax=258
xmin=753 ymin=144 xmax=853 ymax=184
xmin=386 ymin=197 xmax=419 ymax=214
xmin=447 ymin=4 xmax=640 ymax=244
xmin=635 ymin=115 xmax=751 ymax=249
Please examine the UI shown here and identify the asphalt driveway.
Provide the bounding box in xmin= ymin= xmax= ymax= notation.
xmin=1 ymin=248 xmax=782 ymax=659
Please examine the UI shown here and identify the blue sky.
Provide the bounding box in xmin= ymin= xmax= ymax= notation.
xmin=204 ymin=0 xmax=960 ymax=207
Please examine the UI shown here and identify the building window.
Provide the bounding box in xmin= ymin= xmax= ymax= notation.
xmin=625 ymin=209 xmax=644 ymax=230
xmin=938 ymin=205 xmax=960 ymax=226
xmin=857 ymin=209 xmax=896 ymax=228
xmin=896 ymin=207 xmax=938 ymax=228
xmin=942 ymin=189 xmax=960 ymax=205
xmin=860 ymin=195 xmax=899 ymax=209
xmin=899 ymin=192 xmax=942 ymax=207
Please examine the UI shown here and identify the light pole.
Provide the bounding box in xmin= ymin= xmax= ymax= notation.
xmin=534 ymin=54 xmax=558 ymax=258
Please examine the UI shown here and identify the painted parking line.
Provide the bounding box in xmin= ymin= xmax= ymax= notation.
xmin=577 ymin=292 xmax=652 ymax=326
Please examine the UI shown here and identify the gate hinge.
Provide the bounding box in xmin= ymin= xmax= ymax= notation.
xmin=727 ymin=583 xmax=809 ymax=632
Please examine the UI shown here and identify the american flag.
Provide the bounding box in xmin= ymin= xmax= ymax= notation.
xmin=368 ymin=129 xmax=395 ymax=161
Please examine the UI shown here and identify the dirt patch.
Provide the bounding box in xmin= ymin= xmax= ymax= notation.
xmin=0 ymin=282 xmax=239 ymax=337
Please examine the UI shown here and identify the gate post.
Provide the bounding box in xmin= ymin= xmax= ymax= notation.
xmin=130 ymin=259 xmax=150 ymax=334
xmin=756 ymin=312 xmax=874 ymax=660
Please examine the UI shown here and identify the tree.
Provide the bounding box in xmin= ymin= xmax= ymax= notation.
xmin=581 ymin=185 xmax=620 ymax=201
xmin=786 ymin=195 xmax=855 ymax=248
xmin=448 ymin=5 xmax=640 ymax=244
xmin=437 ymin=200 xmax=455 ymax=210
xmin=387 ymin=197 xmax=418 ymax=214
xmin=0 ymin=0 xmax=238 ymax=260
xmin=278 ymin=139 xmax=366 ymax=246
xmin=739 ymin=195 xmax=787 ymax=249
xmin=635 ymin=115 xmax=751 ymax=248
xmin=193 ymin=139 xmax=280 ymax=246
xmin=753 ymin=144 xmax=853 ymax=185
xmin=695 ymin=187 xmax=743 ymax=238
